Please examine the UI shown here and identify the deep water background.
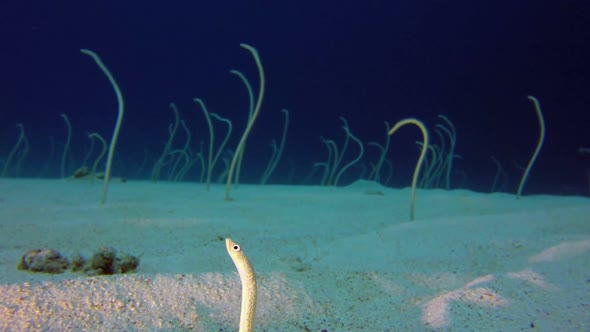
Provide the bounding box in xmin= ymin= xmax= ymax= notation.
xmin=1 ymin=1 xmax=589 ymax=194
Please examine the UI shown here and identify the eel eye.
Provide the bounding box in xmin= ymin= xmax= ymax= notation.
xmin=232 ymin=244 xmax=241 ymax=252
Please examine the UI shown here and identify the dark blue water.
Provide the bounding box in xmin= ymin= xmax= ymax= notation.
xmin=1 ymin=1 xmax=589 ymax=195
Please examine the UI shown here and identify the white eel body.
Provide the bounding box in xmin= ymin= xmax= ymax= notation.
xmin=226 ymin=238 xmax=257 ymax=332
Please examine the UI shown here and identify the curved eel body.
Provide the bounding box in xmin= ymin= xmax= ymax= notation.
xmin=226 ymin=238 xmax=257 ymax=332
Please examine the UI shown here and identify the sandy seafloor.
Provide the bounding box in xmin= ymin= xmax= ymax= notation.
xmin=0 ymin=178 xmax=589 ymax=331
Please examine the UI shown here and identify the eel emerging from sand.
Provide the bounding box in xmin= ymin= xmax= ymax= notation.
xmin=226 ymin=238 xmax=257 ymax=332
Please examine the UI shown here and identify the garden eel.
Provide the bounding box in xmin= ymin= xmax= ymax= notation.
xmin=226 ymin=238 xmax=257 ymax=332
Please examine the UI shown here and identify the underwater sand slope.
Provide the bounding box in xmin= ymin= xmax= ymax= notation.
xmin=0 ymin=179 xmax=589 ymax=330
